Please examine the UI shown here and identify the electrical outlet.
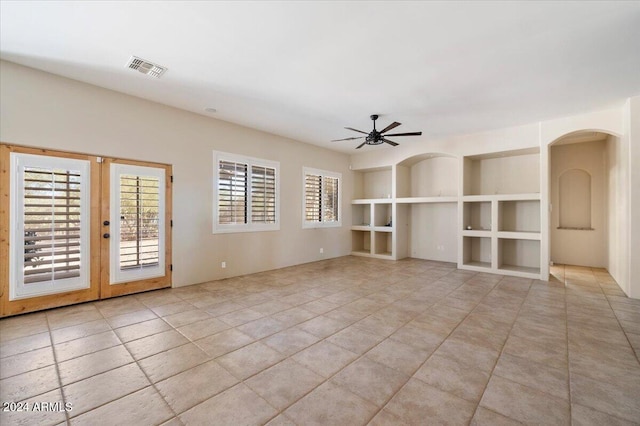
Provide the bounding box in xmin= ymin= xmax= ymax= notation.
xmin=319 ymin=248 xmax=324 ymax=254
xmin=221 ymin=261 xmax=226 ymax=268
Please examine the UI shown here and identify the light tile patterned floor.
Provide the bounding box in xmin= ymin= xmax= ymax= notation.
xmin=1 ymin=257 xmax=639 ymax=425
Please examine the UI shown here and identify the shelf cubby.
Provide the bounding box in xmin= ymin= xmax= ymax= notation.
xmin=373 ymin=203 xmax=392 ymax=227
xmin=351 ymin=230 xmax=371 ymax=255
xmin=497 ymin=238 xmax=541 ymax=276
xmin=373 ymin=231 xmax=392 ymax=256
xmin=352 ymin=203 xmax=371 ymax=227
xmin=462 ymin=236 xmax=492 ymax=269
xmin=463 ymin=201 xmax=492 ymax=231
xmin=498 ymin=200 xmax=540 ymax=233
xmin=353 ymin=167 xmax=392 ymax=200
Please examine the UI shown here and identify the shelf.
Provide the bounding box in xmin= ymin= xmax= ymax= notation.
xmin=396 ymin=196 xmax=458 ymax=204
xmin=352 ymin=198 xmax=392 ymax=204
xmin=462 ymin=193 xmax=540 ymax=202
xmin=497 ymin=264 xmax=541 ymax=275
xmin=496 ymin=231 xmax=541 ymax=240
xmin=373 ymin=226 xmax=393 ymax=232
xmin=462 ymin=230 xmax=492 ymax=237
xmin=351 ymin=225 xmax=371 ymax=231
xmin=461 ymin=260 xmax=492 ymax=270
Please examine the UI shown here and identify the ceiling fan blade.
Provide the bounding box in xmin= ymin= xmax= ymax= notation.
xmin=331 ymin=136 xmax=365 ymax=142
xmin=380 ymin=122 xmax=401 ymax=133
xmin=382 ymin=138 xmax=399 ymax=146
xmin=355 ymin=142 xmax=367 ymax=149
xmin=383 ymin=131 xmax=422 ymax=137
xmin=345 ymin=127 xmax=369 ymax=135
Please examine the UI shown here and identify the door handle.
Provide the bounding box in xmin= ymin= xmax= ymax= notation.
xmin=103 ymin=233 xmax=110 ymax=239
xmin=103 ymin=220 xmax=110 ymax=226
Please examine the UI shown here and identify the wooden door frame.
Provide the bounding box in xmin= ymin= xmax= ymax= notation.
xmin=0 ymin=144 xmax=101 ymax=317
xmin=100 ymin=157 xmax=172 ymax=298
xmin=0 ymin=144 xmax=173 ymax=317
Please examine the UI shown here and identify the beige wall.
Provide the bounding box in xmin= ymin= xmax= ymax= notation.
xmin=0 ymin=60 xmax=353 ymax=286
xmin=550 ymin=140 xmax=607 ymax=267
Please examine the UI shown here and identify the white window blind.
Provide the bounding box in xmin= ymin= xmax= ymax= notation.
xmin=305 ymin=174 xmax=322 ymax=222
xmin=109 ymin=163 xmax=166 ymax=285
xmin=218 ymin=160 xmax=248 ymax=225
xmin=213 ymin=152 xmax=279 ymax=233
xmin=119 ymin=174 xmax=160 ymax=269
xmin=303 ymin=167 xmax=342 ymax=228
xmin=10 ymin=153 xmax=91 ymax=300
xmin=251 ymin=165 xmax=276 ymax=224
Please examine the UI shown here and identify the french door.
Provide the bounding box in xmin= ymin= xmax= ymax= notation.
xmin=100 ymin=158 xmax=172 ymax=298
xmin=0 ymin=144 xmax=172 ymax=317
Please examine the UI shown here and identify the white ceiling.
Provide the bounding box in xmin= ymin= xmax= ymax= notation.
xmin=1 ymin=1 xmax=639 ymax=153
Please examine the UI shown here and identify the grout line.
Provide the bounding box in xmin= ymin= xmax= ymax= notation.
xmin=563 ymin=265 xmax=574 ymax=425
xmin=44 ymin=311 xmax=72 ymax=426
xmin=362 ymin=273 xmax=505 ymax=424
xmin=4 ymin=258 xmax=636 ymax=425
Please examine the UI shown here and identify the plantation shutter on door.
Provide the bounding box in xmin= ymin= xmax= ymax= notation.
xmin=10 ymin=153 xmax=91 ymax=300
xmin=109 ymin=163 xmax=166 ymax=284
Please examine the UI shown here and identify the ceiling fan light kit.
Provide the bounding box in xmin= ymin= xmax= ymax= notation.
xmin=332 ymin=114 xmax=422 ymax=149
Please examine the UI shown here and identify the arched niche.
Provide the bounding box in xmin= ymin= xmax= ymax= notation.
xmin=396 ymin=153 xmax=458 ymax=198
xmin=558 ymin=168 xmax=591 ymax=229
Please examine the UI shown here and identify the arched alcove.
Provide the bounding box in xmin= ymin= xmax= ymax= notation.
xmin=548 ymin=131 xmax=614 ymax=271
xmin=396 ymin=153 xmax=458 ymax=198
xmin=558 ymin=169 xmax=591 ymax=229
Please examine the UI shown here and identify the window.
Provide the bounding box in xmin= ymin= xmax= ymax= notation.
xmin=303 ymin=167 xmax=341 ymax=228
xmin=214 ymin=152 xmax=279 ymax=233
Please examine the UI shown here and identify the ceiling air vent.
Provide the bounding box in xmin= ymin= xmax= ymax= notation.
xmin=126 ymin=56 xmax=167 ymax=78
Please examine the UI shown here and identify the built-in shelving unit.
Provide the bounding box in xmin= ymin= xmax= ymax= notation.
xmin=351 ymin=155 xmax=459 ymax=263
xmin=351 ymin=148 xmax=543 ymax=279
xmin=458 ymin=148 xmax=542 ymax=279
xmin=351 ymin=168 xmax=394 ymax=259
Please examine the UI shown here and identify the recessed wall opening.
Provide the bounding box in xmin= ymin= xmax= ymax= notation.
xmin=549 ymin=130 xmax=619 ymax=270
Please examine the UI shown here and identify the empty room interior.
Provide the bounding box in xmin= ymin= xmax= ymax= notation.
xmin=1 ymin=1 xmax=640 ymax=425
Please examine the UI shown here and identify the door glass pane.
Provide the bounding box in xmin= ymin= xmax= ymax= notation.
xmin=24 ymin=167 xmax=82 ymax=283
xmin=10 ymin=153 xmax=90 ymax=300
xmin=110 ymin=163 xmax=165 ymax=284
xmin=119 ymin=174 xmax=160 ymax=270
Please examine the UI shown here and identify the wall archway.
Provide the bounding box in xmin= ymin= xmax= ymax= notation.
xmin=545 ymin=129 xmax=627 ymax=293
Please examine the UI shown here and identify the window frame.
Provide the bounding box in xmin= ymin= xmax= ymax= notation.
xmin=213 ymin=151 xmax=280 ymax=234
xmin=302 ymin=167 xmax=342 ymax=229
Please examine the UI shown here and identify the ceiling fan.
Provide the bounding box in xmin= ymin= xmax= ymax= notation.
xmin=332 ymin=115 xmax=422 ymax=149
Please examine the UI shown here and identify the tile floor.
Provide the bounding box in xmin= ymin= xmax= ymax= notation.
xmin=1 ymin=257 xmax=639 ymax=425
